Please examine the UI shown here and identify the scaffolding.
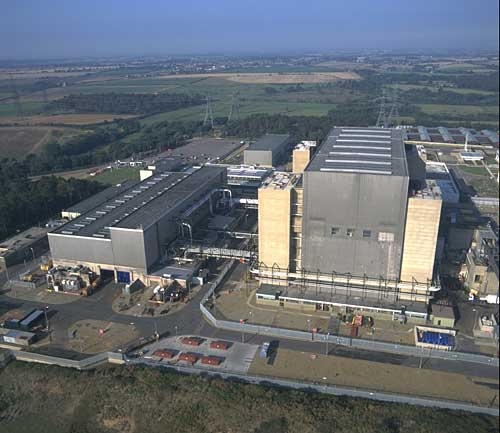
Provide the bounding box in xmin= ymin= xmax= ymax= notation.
xmin=252 ymin=262 xmax=435 ymax=304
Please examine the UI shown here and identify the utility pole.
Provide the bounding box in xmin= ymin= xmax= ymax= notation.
xmin=44 ymin=306 xmax=50 ymax=332
xmin=153 ymin=320 xmax=159 ymax=342
xmin=418 ymin=345 xmax=424 ymax=369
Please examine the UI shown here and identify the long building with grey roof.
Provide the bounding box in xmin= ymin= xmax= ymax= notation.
xmin=49 ymin=166 xmax=226 ymax=283
xmin=244 ymin=134 xmax=290 ymax=167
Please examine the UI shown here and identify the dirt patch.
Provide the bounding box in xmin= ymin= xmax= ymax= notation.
xmin=154 ymin=71 xmax=361 ymax=83
xmin=101 ymin=416 xmax=135 ymax=433
xmin=0 ymin=113 xmax=136 ymax=126
xmin=250 ymin=348 xmax=499 ymax=406
xmin=66 ymin=319 xmax=140 ymax=354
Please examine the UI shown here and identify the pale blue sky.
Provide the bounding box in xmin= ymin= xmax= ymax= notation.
xmin=1 ymin=0 xmax=498 ymax=59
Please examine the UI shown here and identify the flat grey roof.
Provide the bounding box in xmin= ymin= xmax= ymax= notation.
xmin=63 ymin=180 xmax=139 ymax=214
xmin=258 ymin=284 xmax=427 ymax=314
xmin=53 ymin=166 xmax=225 ymax=238
xmin=306 ymin=127 xmax=408 ymax=177
xmin=0 ymin=226 xmax=50 ymax=256
xmin=246 ymin=134 xmax=290 ymax=152
xmin=119 ymin=166 xmax=224 ymax=229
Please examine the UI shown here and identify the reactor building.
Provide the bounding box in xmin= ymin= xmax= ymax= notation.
xmin=257 ymin=127 xmax=442 ymax=321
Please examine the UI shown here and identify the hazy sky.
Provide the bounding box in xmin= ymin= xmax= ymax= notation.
xmin=2 ymin=0 xmax=499 ymax=59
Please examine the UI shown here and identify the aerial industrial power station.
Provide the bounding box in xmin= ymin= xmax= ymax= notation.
xmin=45 ymin=128 xmax=444 ymax=321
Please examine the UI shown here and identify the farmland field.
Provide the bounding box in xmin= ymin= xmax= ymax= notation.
xmin=153 ymin=71 xmax=361 ymax=83
xmin=0 ymin=113 xmax=137 ymax=125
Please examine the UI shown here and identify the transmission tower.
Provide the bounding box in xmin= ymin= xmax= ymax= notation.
xmin=228 ymin=92 xmax=240 ymax=122
xmin=375 ymin=89 xmax=387 ymax=128
xmin=10 ymin=74 xmax=23 ymax=119
xmin=42 ymin=87 xmax=49 ymax=113
xmin=387 ymin=86 xmax=400 ymax=127
xmin=203 ymin=95 xmax=214 ymax=128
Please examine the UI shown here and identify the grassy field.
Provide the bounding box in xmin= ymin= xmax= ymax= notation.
xmin=386 ymin=83 xmax=497 ymax=95
xmin=0 ymin=100 xmax=46 ymax=118
xmin=0 ymin=113 xmax=137 ymax=125
xmin=418 ymin=104 xmax=499 ymax=116
xmin=459 ymin=165 xmax=490 ymax=176
xmin=93 ymin=166 xmax=141 ymax=185
xmin=0 ymin=362 xmax=497 ymax=433
xmin=141 ymin=100 xmax=336 ymax=125
xmin=249 ymin=348 xmax=499 ymax=406
xmin=0 ymin=126 xmax=83 ymax=158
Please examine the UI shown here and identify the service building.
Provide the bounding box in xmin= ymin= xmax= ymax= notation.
xmin=49 ymin=166 xmax=226 ymax=283
xmin=243 ymin=134 xmax=290 ymax=167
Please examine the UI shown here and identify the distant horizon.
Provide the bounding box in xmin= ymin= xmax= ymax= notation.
xmin=0 ymin=48 xmax=499 ymax=64
xmin=2 ymin=0 xmax=498 ymax=60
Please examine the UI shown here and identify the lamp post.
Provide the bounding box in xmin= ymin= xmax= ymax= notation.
xmin=307 ymin=319 xmax=311 ymax=332
xmin=325 ymin=332 xmax=330 ymax=356
xmin=249 ymin=311 xmax=253 ymax=325
xmin=174 ymin=325 xmax=178 ymax=337
xmin=418 ymin=344 xmax=424 ymax=369
xmin=44 ymin=306 xmax=49 ymax=332
xmin=29 ymin=247 xmax=35 ymax=262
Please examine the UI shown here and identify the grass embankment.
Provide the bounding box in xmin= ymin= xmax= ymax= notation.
xmin=249 ymin=348 xmax=499 ymax=407
xmin=0 ymin=362 xmax=497 ymax=433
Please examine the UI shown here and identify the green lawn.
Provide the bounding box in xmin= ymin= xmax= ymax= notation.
xmin=386 ymin=83 xmax=496 ymax=95
xmin=459 ymin=165 xmax=489 ymax=176
xmin=141 ymin=100 xmax=336 ymax=125
xmin=417 ymin=104 xmax=499 ymax=116
xmin=93 ymin=166 xmax=141 ymax=185
xmin=0 ymin=100 xmax=46 ymax=117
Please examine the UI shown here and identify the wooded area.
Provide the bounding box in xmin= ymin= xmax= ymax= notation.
xmin=0 ymin=362 xmax=496 ymax=433
xmin=0 ymin=160 xmax=104 ymax=240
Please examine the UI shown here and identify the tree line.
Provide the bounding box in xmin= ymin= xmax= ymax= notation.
xmin=0 ymin=161 xmax=104 ymax=240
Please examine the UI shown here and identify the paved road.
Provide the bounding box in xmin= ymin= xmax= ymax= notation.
xmin=1 ymin=280 xmax=498 ymax=382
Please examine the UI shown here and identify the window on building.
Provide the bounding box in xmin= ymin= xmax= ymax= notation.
xmin=474 ymin=274 xmax=482 ymax=283
xmin=346 ymin=228 xmax=354 ymax=237
xmin=363 ymin=229 xmax=371 ymax=238
xmin=331 ymin=227 xmax=339 ymax=236
xmin=378 ymin=231 xmax=394 ymax=242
